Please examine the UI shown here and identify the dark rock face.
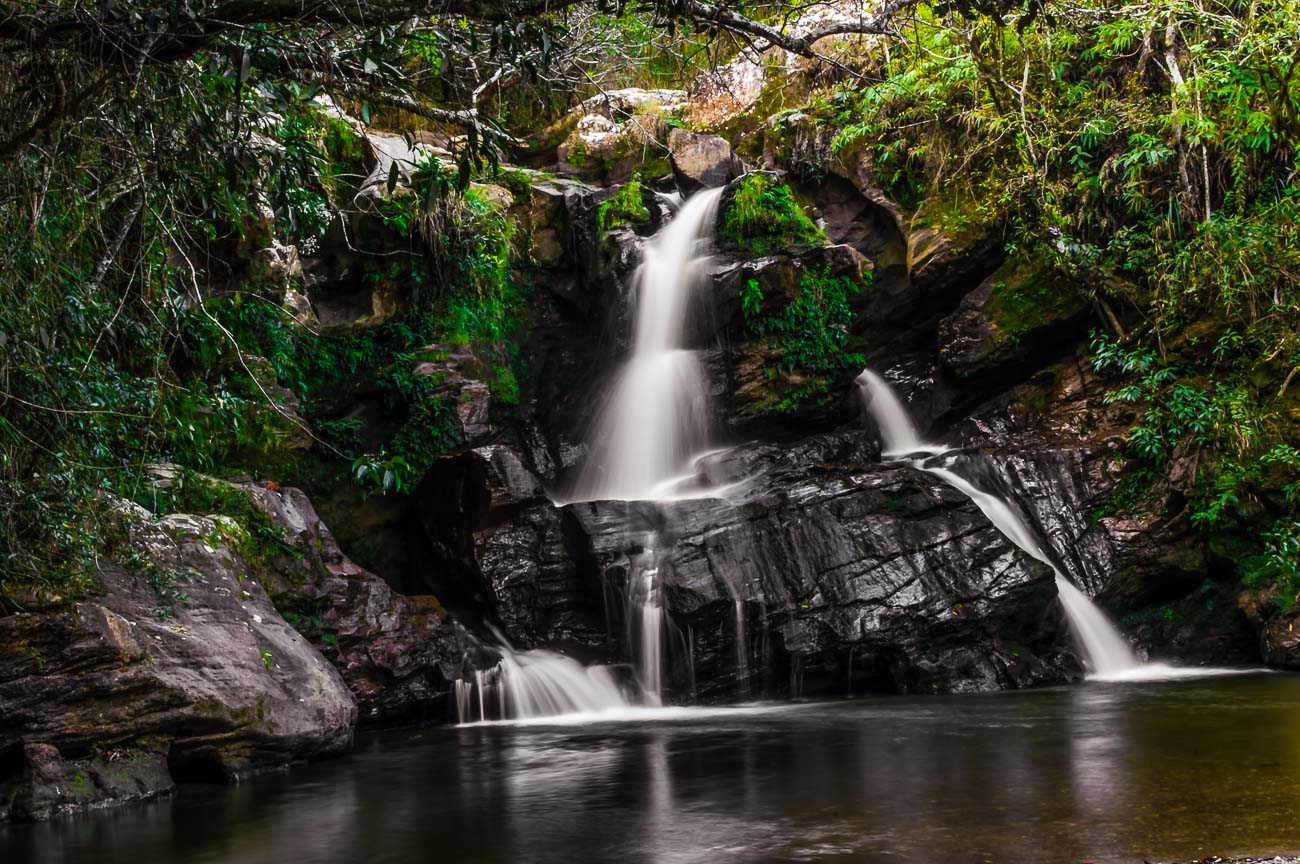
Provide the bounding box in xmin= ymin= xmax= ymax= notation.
xmin=946 ymin=361 xmax=1260 ymax=664
xmin=470 ymin=434 xmax=1077 ymax=699
xmin=249 ymin=485 xmax=466 ymax=728
xmin=0 ymin=505 xmax=357 ymax=820
xmin=1241 ymin=594 xmax=1300 ymax=668
xmin=1 ymin=743 xmax=173 ymax=822
xmin=708 ymin=243 xmax=873 ymax=436
xmin=420 ymin=447 xmax=616 ymax=661
xmin=934 ymin=259 xmax=1092 ymax=423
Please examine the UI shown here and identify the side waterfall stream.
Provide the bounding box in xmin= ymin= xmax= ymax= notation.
xmin=856 ymin=369 xmax=1256 ymax=681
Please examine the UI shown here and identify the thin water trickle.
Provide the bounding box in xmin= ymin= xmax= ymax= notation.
xmin=735 ymin=599 xmax=751 ymax=699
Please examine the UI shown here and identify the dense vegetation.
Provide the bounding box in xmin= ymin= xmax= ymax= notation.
xmin=0 ymin=0 xmax=738 ymax=592
xmin=2 ymin=0 xmax=1298 ymax=615
xmin=838 ymin=0 xmax=1300 ymax=606
xmin=722 ymin=172 xmax=827 ymax=254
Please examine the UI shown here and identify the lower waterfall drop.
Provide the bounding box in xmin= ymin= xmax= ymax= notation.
xmin=628 ymin=547 xmax=667 ymax=706
xmin=455 ymin=645 xmax=633 ymax=723
xmin=734 ymin=599 xmax=751 ymax=700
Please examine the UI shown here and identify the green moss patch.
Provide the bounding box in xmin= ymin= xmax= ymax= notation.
xmin=721 ymin=173 xmax=826 ymax=256
xmin=983 ymin=263 xmax=1088 ymax=353
xmin=739 ymin=264 xmax=871 ymax=415
xmin=597 ymin=180 xmax=651 ymax=235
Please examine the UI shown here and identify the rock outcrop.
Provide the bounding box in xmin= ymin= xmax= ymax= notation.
xmin=439 ymin=433 xmax=1077 ymax=700
xmin=547 ymin=88 xmax=686 ymax=183
xmin=668 ymin=128 xmax=742 ymax=191
xmin=0 ymin=503 xmax=357 ymax=820
xmin=247 ymin=484 xmax=466 ymax=728
xmin=0 ymin=472 xmax=473 ymax=821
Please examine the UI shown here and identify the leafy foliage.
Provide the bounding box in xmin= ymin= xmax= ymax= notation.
xmin=792 ymin=0 xmax=1300 ymax=604
xmin=721 ymin=173 xmax=826 ymax=255
xmin=596 ymin=180 xmax=652 ymax=234
xmin=744 ymin=267 xmax=869 ymax=376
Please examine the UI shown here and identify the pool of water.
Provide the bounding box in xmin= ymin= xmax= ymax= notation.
xmin=5 ymin=673 xmax=1300 ymax=863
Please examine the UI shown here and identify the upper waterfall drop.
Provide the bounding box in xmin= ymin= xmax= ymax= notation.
xmin=855 ymin=368 xmax=1142 ymax=677
xmin=573 ymin=187 xmax=725 ymax=503
xmin=855 ymin=369 xmax=949 ymax=458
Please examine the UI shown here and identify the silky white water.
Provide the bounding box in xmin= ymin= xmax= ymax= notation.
xmin=856 ymin=368 xmax=1143 ymax=677
xmin=573 ymin=187 xmax=724 ymax=502
xmin=734 ymin=599 xmax=751 ymax=699
xmin=628 ymin=546 xmax=667 ymax=706
xmin=855 ymin=369 xmax=950 ymax=458
xmin=458 ymin=190 xmax=732 ymax=719
xmin=455 ymin=644 xmax=633 ymax=723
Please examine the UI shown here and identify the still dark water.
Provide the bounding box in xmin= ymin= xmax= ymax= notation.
xmin=6 ymin=673 xmax=1300 ymax=864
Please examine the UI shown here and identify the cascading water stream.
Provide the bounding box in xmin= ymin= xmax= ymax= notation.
xmin=455 ymin=190 xmax=733 ymax=722
xmin=628 ymin=545 xmax=667 ymax=706
xmin=855 ymin=369 xmax=1142 ymax=677
xmin=454 ymin=636 xmax=634 ymax=723
xmin=566 ymin=187 xmax=726 ymax=704
xmin=573 ymin=187 xmax=724 ymax=503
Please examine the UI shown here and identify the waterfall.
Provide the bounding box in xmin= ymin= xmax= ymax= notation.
xmin=734 ymin=599 xmax=751 ymax=699
xmin=454 ymin=189 xmax=731 ymax=719
xmin=565 ymin=187 xmax=726 ymax=704
xmin=855 ymin=369 xmax=1142 ymax=677
xmin=456 ymin=643 xmax=633 ymax=723
xmin=573 ymin=187 xmax=724 ymax=502
xmin=628 ymin=547 xmax=667 ymax=706
xmin=855 ymin=369 xmax=949 ymax=458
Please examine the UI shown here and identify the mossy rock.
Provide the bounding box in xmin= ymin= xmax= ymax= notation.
xmin=596 ymin=180 xmax=652 ymax=235
xmin=938 ymin=259 xmax=1090 ymax=379
xmin=718 ymin=172 xmax=826 ymax=256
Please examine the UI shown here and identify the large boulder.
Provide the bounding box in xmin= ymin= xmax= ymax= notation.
xmin=247 ymin=484 xmax=467 ymax=728
xmin=669 ymin=128 xmax=742 ymax=191
xmin=548 ymin=88 xmax=686 ymax=183
xmin=0 ymin=503 xmax=357 ymax=820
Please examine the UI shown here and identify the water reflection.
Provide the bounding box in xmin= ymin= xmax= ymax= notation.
xmin=4 ymin=675 xmax=1300 ymax=864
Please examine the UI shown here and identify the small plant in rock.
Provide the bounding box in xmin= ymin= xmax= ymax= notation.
xmin=721 ymin=173 xmax=825 ymax=255
xmin=745 ymin=267 xmax=868 ymax=376
xmin=597 ymin=180 xmax=651 ymax=234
